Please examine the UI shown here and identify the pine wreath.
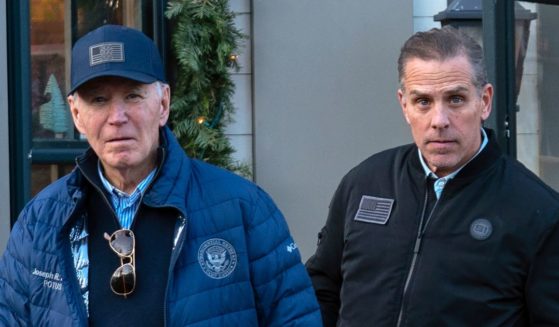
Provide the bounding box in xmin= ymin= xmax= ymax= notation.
xmin=166 ymin=0 xmax=250 ymax=177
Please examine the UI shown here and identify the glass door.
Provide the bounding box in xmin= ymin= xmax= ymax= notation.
xmin=515 ymin=1 xmax=559 ymax=191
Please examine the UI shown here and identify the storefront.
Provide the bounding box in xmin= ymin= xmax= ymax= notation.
xmin=2 ymin=0 xmax=559 ymax=258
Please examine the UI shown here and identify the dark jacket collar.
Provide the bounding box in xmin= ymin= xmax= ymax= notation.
xmin=408 ymin=128 xmax=503 ymax=182
xmin=142 ymin=126 xmax=191 ymax=216
xmin=453 ymin=128 xmax=503 ymax=180
xmin=70 ymin=126 xmax=191 ymax=218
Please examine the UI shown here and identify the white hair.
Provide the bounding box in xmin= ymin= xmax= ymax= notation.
xmin=154 ymin=81 xmax=168 ymax=98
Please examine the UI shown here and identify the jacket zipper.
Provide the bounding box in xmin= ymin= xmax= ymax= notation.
xmin=163 ymin=214 xmax=188 ymax=327
xmin=396 ymin=182 xmax=439 ymax=327
xmin=130 ymin=149 xmax=166 ymax=230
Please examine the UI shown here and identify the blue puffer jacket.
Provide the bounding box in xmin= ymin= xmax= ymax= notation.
xmin=0 ymin=127 xmax=322 ymax=326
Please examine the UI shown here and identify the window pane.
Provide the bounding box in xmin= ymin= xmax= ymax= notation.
xmin=30 ymin=0 xmax=143 ymax=142
xmin=516 ymin=1 xmax=559 ymax=191
xmin=31 ymin=164 xmax=75 ymax=196
xmin=31 ymin=0 xmax=72 ymax=141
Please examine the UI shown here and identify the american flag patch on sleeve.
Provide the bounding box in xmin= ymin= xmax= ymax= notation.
xmin=354 ymin=195 xmax=394 ymax=225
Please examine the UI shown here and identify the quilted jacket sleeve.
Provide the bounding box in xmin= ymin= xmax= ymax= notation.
xmin=247 ymin=188 xmax=323 ymax=327
xmin=0 ymin=209 xmax=33 ymax=326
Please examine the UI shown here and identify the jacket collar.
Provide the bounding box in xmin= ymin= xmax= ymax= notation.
xmin=141 ymin=126 xmax=191 ymax=216
xmin=452 ymin=128 xmax=502 ymax=180
xmin=68 ymin=126 xmax=191 ymax=221
xmin=409 ymin=127 xmax=503 ymax=182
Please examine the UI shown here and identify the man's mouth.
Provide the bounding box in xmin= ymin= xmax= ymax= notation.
xmin=426 ymin=139 xmax=456 ymax=150
xmin=107 ymin=137 xmax=133 ymax=143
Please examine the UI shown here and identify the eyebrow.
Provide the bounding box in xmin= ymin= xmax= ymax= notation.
xmin=442 ymin=86 xmax=469 ymax=94
xmin=408 ymin=85 xmax=470 ymax=97
xmin=408 ymin=90 xmax=427 ymax=97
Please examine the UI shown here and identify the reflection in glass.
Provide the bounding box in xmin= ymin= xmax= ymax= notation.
xmin=516 ymin=1 xmax=559 ymax=191
xmin=31 ymin=164 xmax=75 ymax=196
xmin=30 ymin=0 xmax=70 ymax=140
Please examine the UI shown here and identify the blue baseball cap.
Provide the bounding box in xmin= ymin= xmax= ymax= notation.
xmin=69 ymin=24 xmax=165 ymax=95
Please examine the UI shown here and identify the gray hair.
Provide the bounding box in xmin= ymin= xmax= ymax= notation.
xmin=397 ymin=26 xmax=488 ymax=93
xmin=154 ymin=81 xmax=168 ymax=98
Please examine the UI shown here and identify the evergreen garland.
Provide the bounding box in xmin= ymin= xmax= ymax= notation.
xmin=166 ymin=0 xmax=251 ymax=177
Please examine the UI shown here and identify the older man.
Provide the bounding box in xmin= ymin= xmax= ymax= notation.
xmin=0 ymin=24 xmax=322 ymax=326
xmin=306 ymin=26 xmax=559 ymax=326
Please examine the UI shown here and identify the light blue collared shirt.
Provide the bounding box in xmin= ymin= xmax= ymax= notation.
xmin=97 ymin=161 xmax=157 ymax=229
xmin=418 ymin=128 xmax=488 ymax=199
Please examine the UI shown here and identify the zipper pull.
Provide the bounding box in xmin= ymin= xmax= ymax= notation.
xmin=413 ymin=236 xmax=422 ymax=254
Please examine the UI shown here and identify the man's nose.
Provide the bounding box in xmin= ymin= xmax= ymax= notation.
xmin=108 ymin=100 xmax=128 ymax=124
xmin=431 ymin=103 xmax=450 ymax=129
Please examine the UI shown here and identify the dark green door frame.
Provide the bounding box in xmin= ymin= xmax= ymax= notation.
xmin=7 ymin=0 xmax=31 ymax=227
xmin=482 ymin=0 xmax=517 ymax=157
xmin=482 ymin=0 xmax=558 ymax=157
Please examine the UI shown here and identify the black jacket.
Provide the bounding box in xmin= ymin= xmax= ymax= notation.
xmin=306 ymin=129 xmax=559 ymax=327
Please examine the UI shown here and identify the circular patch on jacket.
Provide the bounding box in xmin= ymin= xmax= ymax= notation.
xmin=198 ymin=238 xmax=237 ymax=279
xmin=469 ymin=218 xmax=493 ymax=240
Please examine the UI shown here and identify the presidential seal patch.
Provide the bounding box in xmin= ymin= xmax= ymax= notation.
xmin=198 ymin=238 xmax=237 ymax=279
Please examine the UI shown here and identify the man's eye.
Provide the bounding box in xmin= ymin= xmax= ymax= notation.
xmin=126 ymin=93 xmax=142 ymax=101
xmin=416 ymin=98 xmax=430 ymax=107
xmin=450 ymin=96 xmax=464 ymax=104
xmin=91 ymin=96 xmax=106 ymax=104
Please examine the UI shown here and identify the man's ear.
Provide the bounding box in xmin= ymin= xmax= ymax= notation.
xmin=159 ymin=84 xmax=170 ymax=127
xmin=480 ymin=83 xmax=493 ymax=121
xmin=397 ymin=89 xmax=411 ymax=125
xmin=68 ymin=94 xmax=86 ymax=134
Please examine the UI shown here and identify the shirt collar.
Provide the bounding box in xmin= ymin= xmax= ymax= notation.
xmin=418 ymin=127 xmax=488 ymax=180
xmin=97 ymin=160 xmax=157 ymax=198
